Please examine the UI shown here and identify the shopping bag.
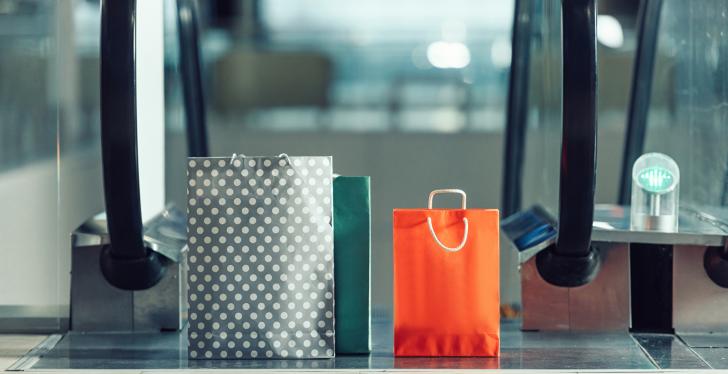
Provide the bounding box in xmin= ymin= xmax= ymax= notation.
xmin=393 ymin=189 xmax=499 ymax=357
xmin=186 ymin=155 xmax=335 ymax=359
xmin=333 ymin=176 xmax=371 ymax=354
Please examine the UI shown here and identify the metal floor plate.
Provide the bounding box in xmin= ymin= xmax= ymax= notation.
xmin=692 ymin=348 xmax=728 ymax=369
xmin=14 ymin=312 xmax=668 ymax=371
xmin=633 ymin=333 xmax=710 ymax=369
xmin=678 ymin=332 xmax=728 ymax=369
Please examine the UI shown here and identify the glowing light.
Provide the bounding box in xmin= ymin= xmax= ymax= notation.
xmin=427 ymin=41 xmax=471 ymax=69
xmin=490 ymin=38 xmax=512 ymax=68
xmin=597 ymin=14 xmax=624 ymax=48
xmin=636 ymin=166 xmax=675 ymax=194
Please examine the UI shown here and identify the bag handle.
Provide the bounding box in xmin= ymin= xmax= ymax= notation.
xmin=428 ymin=189 xmax=467 ymax=209
xmin=227 ymin=153 xmax=291 ymax=166
xmin=427 ymin=189 xmax=469 ymax=252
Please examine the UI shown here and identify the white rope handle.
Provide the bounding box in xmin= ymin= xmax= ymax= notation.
xmin=229 ymin=153 xmax=290 ymax=165
xmin=229 ymin=153 xmax=247 ymax=163
xmin=428 ymin=189 xmax=467 ymax=209
xmin=427 ymin=216 xmax=469 ymax=252
xmin=427 ymin=189 xmax=469 ymax=252
xmin=278 ymin=153 xmax=293 ymax=166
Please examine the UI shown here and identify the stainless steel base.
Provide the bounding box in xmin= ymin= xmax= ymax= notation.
xmin=506 ymin=204 xmax=728 ymax=333
xmin=673 ymin=245 xmax=728 ymax=334
xmin=521 ymin=242 xmax=631 ymax=331
xmin=70 ymin=207 xmax=188 ymax=332
xmin=70 ymin=245 xmax=187 ymax=331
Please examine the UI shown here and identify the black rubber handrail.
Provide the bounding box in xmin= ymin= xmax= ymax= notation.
xmin=501 ymin=0 xmax=534 ymax=218
xmin=536 ymin=0 xmax=600 ymax=287
xmin=177 ymin=0 xmax=209 ymax=157
xmin=99 ymin=0 xmax=166 ymax=290
xmin=618 ymin=0 xmax=663 ymax=205
xmin=554 ymin=0 xmax=597 ymax=257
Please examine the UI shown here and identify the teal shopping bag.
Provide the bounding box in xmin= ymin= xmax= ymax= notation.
xmin=333 ymin=176 xmax=372 ymax=354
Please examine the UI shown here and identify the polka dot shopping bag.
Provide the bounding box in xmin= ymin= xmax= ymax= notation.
xmin=186 ymin=155 xmax=335 ymax=359
xmin=393 ymin=189 xmax=500 ymax=357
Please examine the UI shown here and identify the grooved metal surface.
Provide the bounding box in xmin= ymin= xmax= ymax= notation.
xmin=692 ymin=348 xmax=728 ymax=369
xmin=678 ymin=332 xmax=728 ymax=369
xmin=22 ymin=315 xmax=659 ymax=371
xmin=632 ymin=333 xmax=710 ymax=369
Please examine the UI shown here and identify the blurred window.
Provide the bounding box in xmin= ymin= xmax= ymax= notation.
xmin=203 ymin=0 xmax=515 ymax=133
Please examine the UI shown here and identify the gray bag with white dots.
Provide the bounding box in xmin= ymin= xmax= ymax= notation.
xmin=186 ymin=155 xmax=335 ymax=359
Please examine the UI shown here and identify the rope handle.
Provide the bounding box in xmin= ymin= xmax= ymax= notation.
xmin=427 ymin=189 xmax=469 ymax=252
xmin=428 ymin=189 xmax=467 ymax=209
xmin=228 ymin=153 xmax=293 ymax=167
xmin=229 ymin=153 xmax=246 ymax=163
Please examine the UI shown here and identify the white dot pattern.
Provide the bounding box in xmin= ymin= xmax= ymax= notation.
xmin=187 ymin=156 xmax=335 ymax=359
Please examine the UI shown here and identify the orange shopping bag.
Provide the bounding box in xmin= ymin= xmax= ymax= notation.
xmin=393 ymin=189 xmax=499 ymax=357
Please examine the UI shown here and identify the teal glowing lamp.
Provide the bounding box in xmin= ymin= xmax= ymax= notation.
xmin=630 ymin=153 xmax=680 ymax=232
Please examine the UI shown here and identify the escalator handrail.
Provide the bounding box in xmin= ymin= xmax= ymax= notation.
xmin=99 ymin=0 xmax=166 ymax=291
xmin=618 ymin=0 xmax=664 ymax=205
xmin=177 ymin=0 xmax=209 ymax=157
xmin=100 ymin=0 xmax=146 ymax=261
xmin=554 ymin=0 xmax=598 ymax=257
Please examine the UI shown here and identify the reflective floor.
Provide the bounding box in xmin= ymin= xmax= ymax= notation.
xmin=12 ymin=311 xmax=728 ymax=371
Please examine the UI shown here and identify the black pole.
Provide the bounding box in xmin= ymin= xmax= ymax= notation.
xmin=501 ymin=0 xmax=533 ymax=218
xmin=618 ymin=0 xmax=663 ymax=205
xmin=177 ymin=0 xmax=209 ymax=157
xmin=536 ymin=0 xmax=600 ymax=287
xmin=99 ymin=0 xmax=166 ymax=290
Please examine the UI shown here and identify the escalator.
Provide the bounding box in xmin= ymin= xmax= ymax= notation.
xmin=502 ymin=0 xmax=728 ymax=369
xmin=7 ymin=0 xmax=728 ymax=371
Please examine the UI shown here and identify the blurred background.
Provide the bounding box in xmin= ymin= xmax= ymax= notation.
xmin=2 ymin=0 xmax=726 ymax=330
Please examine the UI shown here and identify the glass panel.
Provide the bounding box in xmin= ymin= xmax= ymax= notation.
xmin=196 ymin=0 xmax=515 ymax=134
xmin=644 ymin=0 xmax=728 ymax=208
xmin=0 ymin=0 xmax=107 ymax=332
xmin=521 ymin=0 xmax=562 ymax=214
xmin=0 ymin=0 xmax=62 ymax=331
xmin=56 ymin=0 xmax=105 ymax=332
